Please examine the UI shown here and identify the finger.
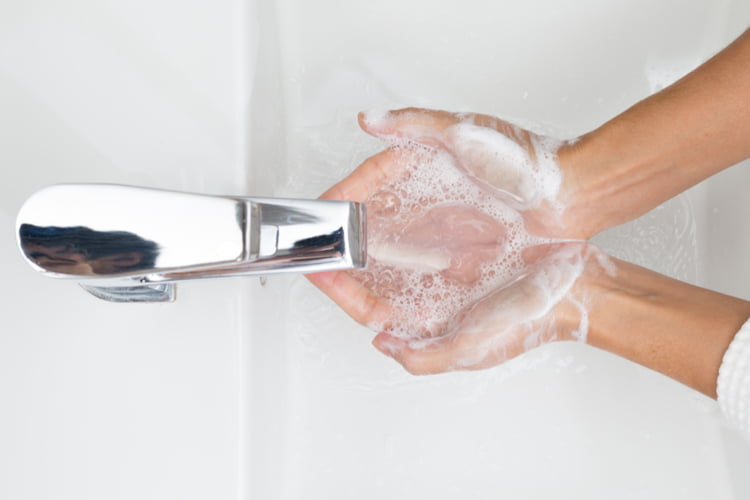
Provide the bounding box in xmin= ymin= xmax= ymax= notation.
xmin=372 ymin=328 xmax=491 ymax=374
xmin=374 ymin=319 xmax=554 ymax=375
xmin=358 ymin=107 xmax=515 ymax=146
xmin=372 ymin=269 xmax=564 ymax=374
xmin=372 ymin=332 xmax=453 ymax=374
xmin=306 ymin=271 xmax=391 ymax=327
xmin=358 ymin=108 xmax=462 ymax=147
xmin=319 ymin=147 xmax=408 ymax=202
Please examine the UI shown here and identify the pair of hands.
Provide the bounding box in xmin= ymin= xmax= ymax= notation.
xmin=308 ymin=108 xmax=607 ymax=374
xmin=310 ymin=31 xmax=750 ymax=404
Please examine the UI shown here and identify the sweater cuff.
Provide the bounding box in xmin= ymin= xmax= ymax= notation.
xmin=717 ymin=316 xmax=750 ymax=438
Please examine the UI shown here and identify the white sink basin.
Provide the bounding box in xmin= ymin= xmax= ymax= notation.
xmin=2 ymin=1 xmax=750 ymax=498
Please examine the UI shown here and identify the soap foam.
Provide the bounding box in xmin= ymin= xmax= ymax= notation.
xmin=351 ymin=135 xmax=580 ymax=347
xmin=361 ymin=109 xmax=566 ymax=212
xmin=361 ymin=108 xmax=392 ymax=129
xmin=445 ymin=121 xmax=565 ymax=212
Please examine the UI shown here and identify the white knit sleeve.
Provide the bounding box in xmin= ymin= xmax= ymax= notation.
xmin=717 ymin=317 xmax=750 ymax=438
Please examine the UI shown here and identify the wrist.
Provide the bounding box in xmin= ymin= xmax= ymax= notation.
xmin=554 ymin=120 xmax=667 ymax=239
xmin=580 ymin=256 xmax=750 ymax=398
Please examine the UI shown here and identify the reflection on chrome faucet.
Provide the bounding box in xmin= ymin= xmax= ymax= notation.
xmin=16 ymin=184 xmax=366 ymax=303
xmin=19 ymin=225 xmax=159 ymax=277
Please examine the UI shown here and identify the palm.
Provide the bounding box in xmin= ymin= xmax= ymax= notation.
xmin=308 ymin=108 xmax=590 ymax=373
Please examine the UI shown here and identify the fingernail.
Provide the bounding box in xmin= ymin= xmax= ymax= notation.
xmin=373 ymin=334 xmax=402 ymax=357
xmin=360 ymin=108 xmax=391 ymax=128
xmin=305 ymin=271 xmax=334 ymax=288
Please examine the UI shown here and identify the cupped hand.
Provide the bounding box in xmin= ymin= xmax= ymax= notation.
xmin=356 ymin=108 xmax=590 ymax=239
xmin=366 ymin=241 xmax=600 ymax=374
xmin=307 ymin=108 xmax=601 ymax=373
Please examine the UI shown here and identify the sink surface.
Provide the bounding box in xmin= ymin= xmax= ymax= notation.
xmin=2 ymin=1 xmax=750 ymax=499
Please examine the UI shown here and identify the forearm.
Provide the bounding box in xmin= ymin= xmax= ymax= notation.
xmin=559 ymin=29 xmax=750 ymax=238
xmin=583 ymin=258 xmax=750 ymax=399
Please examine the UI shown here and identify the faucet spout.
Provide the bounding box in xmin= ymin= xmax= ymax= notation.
xmin=16 ymin=184 xmax=366 ymax=302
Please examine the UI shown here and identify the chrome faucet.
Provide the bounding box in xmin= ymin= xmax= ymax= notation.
xmin=16 ymin=184 xmax=366 ymax=302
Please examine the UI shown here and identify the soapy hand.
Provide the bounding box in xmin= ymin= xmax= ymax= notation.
xmin=357 ymin=108 xmax=588 ymax=239
xmin=365 ymin=242 xmax=596 ymax=374
xmin=308 ymin=108 xmax=597 ymax=373
xmin=308 ymin=32 xmax=750 ymax=438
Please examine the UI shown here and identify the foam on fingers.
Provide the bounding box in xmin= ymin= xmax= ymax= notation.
xmin=348 ymin=111 xmax=591 ymax=370
xmin=354 ymin=141 xmax=544 ymax=340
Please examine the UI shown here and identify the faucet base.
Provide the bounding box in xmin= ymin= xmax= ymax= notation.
xmin=80 ymin=283 xmax=177 ymax=303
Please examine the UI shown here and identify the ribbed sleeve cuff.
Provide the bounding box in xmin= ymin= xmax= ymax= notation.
xmin=717 ymin=316 xmax=750 ymax=438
